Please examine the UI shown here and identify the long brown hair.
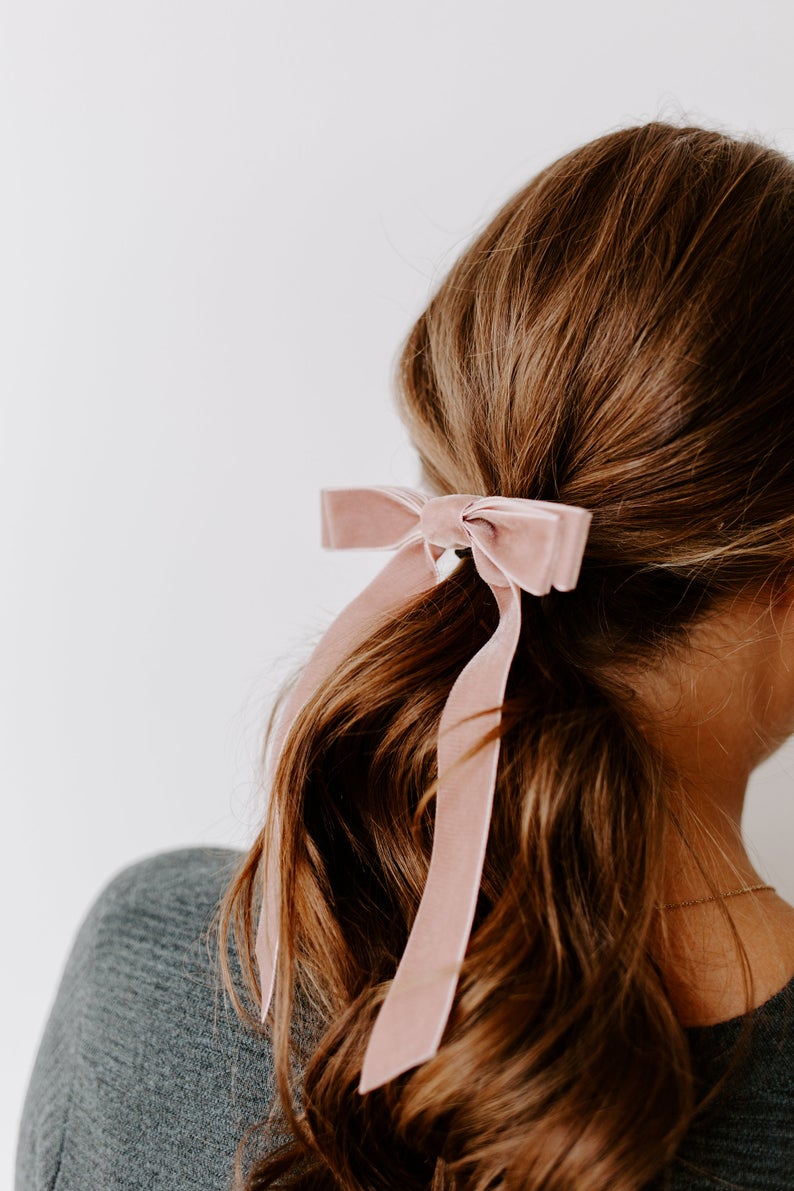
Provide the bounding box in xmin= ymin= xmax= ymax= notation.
xmin=217 ymin=121 xmax=794 ymax=1189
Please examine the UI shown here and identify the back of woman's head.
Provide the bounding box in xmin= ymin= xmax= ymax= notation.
xmin=404 ymin=121 xmax=794 ymax=637
xmin=220 ymin=122 xmax=794 ymax=1191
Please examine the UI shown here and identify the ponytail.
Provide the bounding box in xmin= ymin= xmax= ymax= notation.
xmin=218 ymin=567 xmax=694 ymax=1189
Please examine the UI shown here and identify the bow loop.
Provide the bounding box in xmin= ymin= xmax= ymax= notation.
xmin=461 ymin=499 xmax=566 ymax=595
xmin=321 ymin=486 xmax=425 ymax=551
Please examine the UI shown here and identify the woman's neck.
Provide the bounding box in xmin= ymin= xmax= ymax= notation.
xmin=615 ymin=589 xmax=794 ymax=1022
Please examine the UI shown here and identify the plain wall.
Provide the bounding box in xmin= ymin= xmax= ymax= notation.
xmin=2 ymin=0 xmax=793 ymax=1180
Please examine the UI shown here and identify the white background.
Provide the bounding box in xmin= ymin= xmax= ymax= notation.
xmin=2 ymin=1 xmax=793 ymax=1181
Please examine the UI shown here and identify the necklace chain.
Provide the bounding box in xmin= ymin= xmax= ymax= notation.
xmin=659 ymin=882 xmax=775 ymax=910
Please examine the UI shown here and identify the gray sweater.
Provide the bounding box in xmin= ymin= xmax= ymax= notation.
xmin=15 ymin=848 xmax=794 ymax=1190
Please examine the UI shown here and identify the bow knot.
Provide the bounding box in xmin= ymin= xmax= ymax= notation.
xmin=418 ymin=494 xmax=475 ymax=550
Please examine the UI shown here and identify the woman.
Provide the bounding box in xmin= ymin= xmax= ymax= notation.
xmin=17 ymin=121 xmax=794 ymax=1190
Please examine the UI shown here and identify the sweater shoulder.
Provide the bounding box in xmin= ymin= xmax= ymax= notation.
xmin=82 ymin=846 xmax=247 ymax=982
xmin=16 ymin=847 xmax=277 ymax=1191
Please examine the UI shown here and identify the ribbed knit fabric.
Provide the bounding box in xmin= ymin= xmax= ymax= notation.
xmin=15 ymin=848 xmax=794 ymax=1190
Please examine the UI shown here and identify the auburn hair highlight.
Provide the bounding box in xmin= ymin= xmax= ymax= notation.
xmin=217 ymin=121 xmax=794 ymax=1189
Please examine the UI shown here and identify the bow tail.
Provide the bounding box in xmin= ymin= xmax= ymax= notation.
xmin=358 ymin=581 xmax=522 ymax=1093
xmin=255 ymin=806 xmax=282 ymax=1022
xmin=256 ymin=537 xmax=441 ymax=1024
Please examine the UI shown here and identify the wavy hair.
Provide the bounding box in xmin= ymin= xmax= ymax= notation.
xmin=217 ymin=121 xmax=794 ymax=1189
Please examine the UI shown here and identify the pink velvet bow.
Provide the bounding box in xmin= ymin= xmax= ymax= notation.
xmin=255 ymin=486 xmax=591 ymax=1094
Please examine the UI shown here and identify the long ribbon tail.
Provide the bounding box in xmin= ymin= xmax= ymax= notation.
xmin=255 ymin=536 xmax=439 ymax=1023
xmin=359 ymin=581 xmax=522 ymax=1093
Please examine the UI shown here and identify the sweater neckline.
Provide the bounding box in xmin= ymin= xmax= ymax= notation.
xmin=684 ymin=968 xmax=794 ymax=1036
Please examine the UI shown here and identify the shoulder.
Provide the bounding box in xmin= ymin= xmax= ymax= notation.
xmin=82 ymin=845 xmax=245 ymax=962
xmin=93 ymin=842 xmax=243 ymax=912
xmin=61 ymin=846 xmax=251 ymax=1053
xmin=667 ymin=971 xmax=794 ymax=1186
xmin=17 ymin=848 xmax=277 ymax=1191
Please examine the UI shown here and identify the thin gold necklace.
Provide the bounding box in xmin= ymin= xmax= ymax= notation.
xmin=659 ymin=883 xmax=775 ymax=910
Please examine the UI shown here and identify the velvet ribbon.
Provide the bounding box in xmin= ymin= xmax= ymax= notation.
xmin=254 ymin=486 xmax=591 ymax=1094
